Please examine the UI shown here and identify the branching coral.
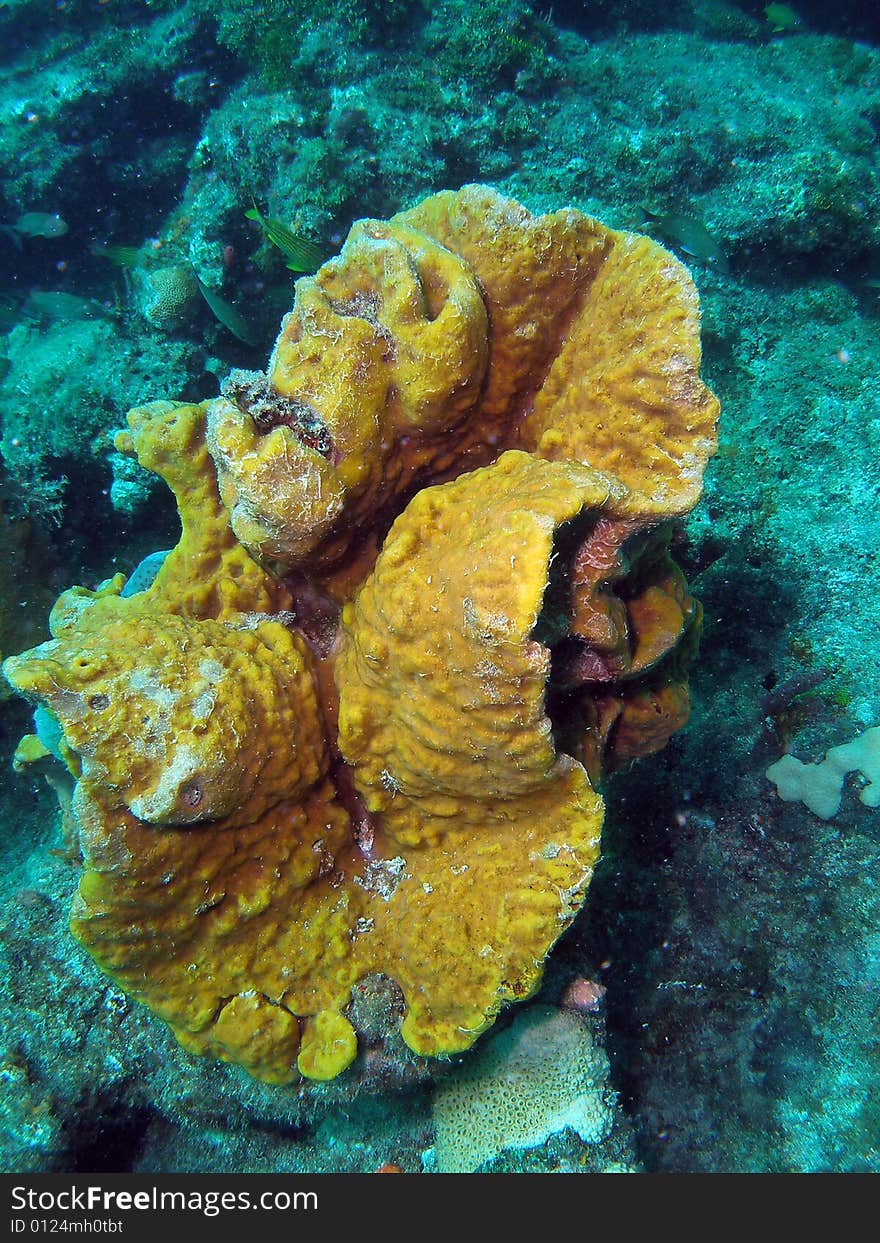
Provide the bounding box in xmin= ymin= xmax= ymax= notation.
xmin=4 ymin=185 xmax=719 ymax=1084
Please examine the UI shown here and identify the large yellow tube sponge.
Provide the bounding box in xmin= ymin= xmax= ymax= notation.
xmin=3 ymin=186 xmax=719 ymax=1083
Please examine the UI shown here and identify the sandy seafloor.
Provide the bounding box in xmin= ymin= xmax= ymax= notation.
xmin=0 ymin=0 xmax=878 ymax=1174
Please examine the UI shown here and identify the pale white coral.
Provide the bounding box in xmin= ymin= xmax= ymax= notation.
xmin=432 ymin=1005 xmax=612 ymax=1173
xmin=134 ymin=265 xmax=198 ymax=330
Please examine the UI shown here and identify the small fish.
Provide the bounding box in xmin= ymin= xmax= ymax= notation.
xmin=10 ymin=211 xmax=69 ymax=240
xmin=23 ymin=290 xmax=112 ymax=321
xmin=640 ymin=207 xmax=728 ymax=269
xmin=764 ymin=3 xmax=801 ymax=33
xmin=1 ymin=212 xmax=68 ymax=250
xmin=121 ymin=549 xmax=172 ymax=597
xmin=18 ymin=211 xmax=68 ymax=238
xmin=192 ymin=268 xmax=259 ymax=346
xmin=245 ymin=204 xmax=325 ymax=273
xmin=90 ymin=242 xmax=141 ymax=267
xmin=33 ymin=705 xmax=65 ymax=763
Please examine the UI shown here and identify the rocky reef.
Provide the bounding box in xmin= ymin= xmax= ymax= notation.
xmin=2 ymin=0 xmax=879 ymax=1176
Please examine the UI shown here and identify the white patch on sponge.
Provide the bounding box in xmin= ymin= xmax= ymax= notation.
xmin=766 ymin=725 xmax=880 ymax=820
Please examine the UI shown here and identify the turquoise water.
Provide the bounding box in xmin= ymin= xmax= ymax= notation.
xmin=1 ymin=0 xmax=878 ymax=1174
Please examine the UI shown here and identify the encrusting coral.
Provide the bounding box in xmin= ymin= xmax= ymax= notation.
xmin=3 ymin=185 xmax=719 ymax=1084
xmin=432 ymin=1005 xmax=613 ymax=1174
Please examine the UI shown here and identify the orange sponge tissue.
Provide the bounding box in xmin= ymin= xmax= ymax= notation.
xmin=4 ymin=185 xmax=719 ymax=1083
